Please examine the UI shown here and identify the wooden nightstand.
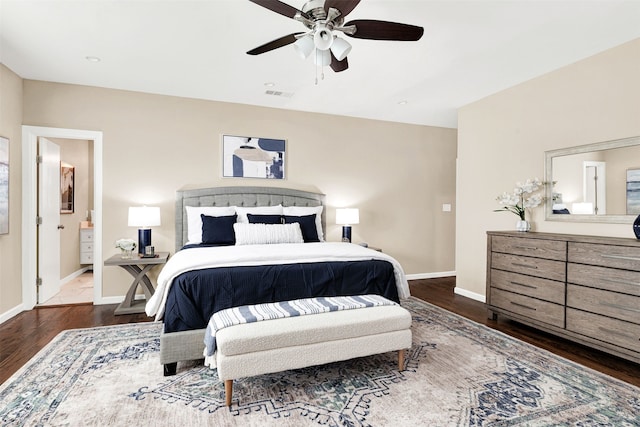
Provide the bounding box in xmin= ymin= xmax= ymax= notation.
xmin=104 ymin=252 xmax=169 ymax=315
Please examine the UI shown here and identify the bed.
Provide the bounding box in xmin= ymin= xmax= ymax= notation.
xmin=146 ymin=186 xmax=410 ymax=375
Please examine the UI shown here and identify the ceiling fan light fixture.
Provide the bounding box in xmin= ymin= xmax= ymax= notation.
xmin=330 ymin=36 xmax=351 ymax=61
xmin=293 ymin=34 xmax=315 ymax=59
xmin=313 ymin=24 xmax=333 ymax=51
xmin=313 ymin=48 xmax=332 ymax=66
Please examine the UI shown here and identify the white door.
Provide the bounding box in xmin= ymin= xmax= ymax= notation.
xmin=38 ymin=137 xmax=62 ymax=303
xmin=583 ymin=161 xmax=607 ymax=215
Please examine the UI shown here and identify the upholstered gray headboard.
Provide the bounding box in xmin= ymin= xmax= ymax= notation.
xmin=175 ymin=186 xmax=326 ymax=252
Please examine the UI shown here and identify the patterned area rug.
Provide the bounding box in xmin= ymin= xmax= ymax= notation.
xmin=1 ymin=297 xmax=638 ymax=426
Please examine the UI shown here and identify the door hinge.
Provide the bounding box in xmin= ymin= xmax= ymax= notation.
xmin=36 ymin=277 xmax=43 ymax=287
xmin=36 ymin=155 xmax=43 ymax=164
xmin=36 ymin=216 xmax=43 ymax=225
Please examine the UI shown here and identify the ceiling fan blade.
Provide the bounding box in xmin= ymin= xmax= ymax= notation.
xmin=344 ymin=19 xmax=424 ymax=41
xmin=246 ymin=33 xmax=304 ymax=55
xmin=248 ymin=0 xmax=309 ymax=20
xmin=330 ymin=53 xmax=349 ymax=72
xmin=324 ymin=0 xmax=361 ymax=18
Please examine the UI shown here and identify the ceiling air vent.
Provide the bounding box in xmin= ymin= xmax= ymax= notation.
xmin=265 ymin=90 xmax=294 ymax=98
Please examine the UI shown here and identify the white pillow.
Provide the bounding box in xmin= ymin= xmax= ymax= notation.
xmin=283 ymin=205 xmax=324 ymax=242
xmin=234 ymin=223 xmax=303 ymax=245
xmin=235 ymin=205 xmax=283 ymax=224
xmin=185 ymin=205 xmax=236 ymax=244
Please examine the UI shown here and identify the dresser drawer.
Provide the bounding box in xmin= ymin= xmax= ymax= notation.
xmin=567 ymin=263 xmax=640 ymax=297
xmin=491 ymin=235 xmax=566 ymax=261
xmin=490 ymin=288 xmax=565 ymax=328
xmin=569 ymin=242 xmax=640 ymax=272
xmin=490 ymin=269 xmax=565 ymax=304
xmin=567 ymin=308 xmax=640 ymax=354
xmin=80 ymin=229 xmax=94 ymax=243
xmin=80 ymin=252 xmax=94 ymax=264
xmin=80 ymin=242 xmax=94 ymax=253
xmin=491 ymin=252 xmax=566 ymax=282
xmin=567 ymin=284 xmax=640 ymax=324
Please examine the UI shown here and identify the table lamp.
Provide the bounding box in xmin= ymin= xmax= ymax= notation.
xmin=128 ymin=206 xmax=161 ymax=254
xmin=336 ymin=208 xmax=359 ymax=243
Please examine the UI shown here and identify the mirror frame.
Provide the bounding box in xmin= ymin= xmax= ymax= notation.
xmin=545 ymin=135 xmax=640 ymax=224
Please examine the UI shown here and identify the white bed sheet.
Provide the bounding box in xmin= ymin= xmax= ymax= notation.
xmin=145 ymin=242 xmax=410 ymax=320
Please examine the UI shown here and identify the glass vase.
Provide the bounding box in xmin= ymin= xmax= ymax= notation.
xmin=516 ymin=220 xmax=531 ymax=232
xmin=120 ymin=249 xmax=134 ymax=259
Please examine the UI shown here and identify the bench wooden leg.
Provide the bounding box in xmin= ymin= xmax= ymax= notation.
xmin=225 ymin=379 xmax=233 ymax=406
xmin=398 ymin=349 xmax=405 ymax=371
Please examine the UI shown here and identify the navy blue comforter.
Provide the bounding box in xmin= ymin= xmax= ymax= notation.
xmin=163 ymin=258 xmax=399 ymax=333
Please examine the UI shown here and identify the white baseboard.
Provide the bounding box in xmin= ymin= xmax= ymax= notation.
xmin=406 ymin=271 xmax=456 ymax=280
xmin=454 ymin=287 xmax=486 ymax=303
xmin=0 ymin=303 xmax=25 ymax=325
xmin=61 ymin=266 xmax=93 ymax=285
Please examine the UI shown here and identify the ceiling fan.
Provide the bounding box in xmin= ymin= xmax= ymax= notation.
xmin=247 ymin=0 xmax=424 ymax=73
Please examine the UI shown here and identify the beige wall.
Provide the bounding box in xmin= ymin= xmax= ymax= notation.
xmin=0 ymin=64 xmax=23 ymax=316
xmin=457 ymin=38 xmax=640 ymax=298
xmin=52 ymin=138 xmax=93 ymax=279
xmin=22 ymin=81 xmax=457 ymax=299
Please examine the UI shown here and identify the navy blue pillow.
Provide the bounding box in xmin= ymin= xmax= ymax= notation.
xmin=201 ymin=214 xmax=237 ymax=245
xmin=284 ymin=214 xmax=319 ymax=242
xmin=247 ymin=214 xmax=283 ymax=224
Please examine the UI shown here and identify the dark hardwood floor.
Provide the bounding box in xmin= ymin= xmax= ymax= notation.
xmin=1 ymin=277 xmax=639 ymax=387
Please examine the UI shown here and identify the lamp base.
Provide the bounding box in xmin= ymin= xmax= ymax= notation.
xmin=138 ymin=228 xmax=152 ymax=254
xmin=341 ymin=225 xmax=352 ymax=243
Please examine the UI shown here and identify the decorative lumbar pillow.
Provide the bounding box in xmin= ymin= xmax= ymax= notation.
xmin=234 ymin=223 xmax=304 ymax=245
xmin=247 ymin=214 xmax=284 ymax=224
xmin=201 ymin=214 xmax=237 ymax=245
xmin=185 ymin=206 xmax=236 ymax=244
xmin=283 ymin=214 xmax=319 ymax=242
xmin=283 ymin=205 xmax=324 ymax=241
xmin=235 ymin=205 xmax=283 ymax=224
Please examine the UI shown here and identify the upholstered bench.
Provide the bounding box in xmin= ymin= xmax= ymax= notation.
xmin=210 ymin=299 xmax=413 ymax=406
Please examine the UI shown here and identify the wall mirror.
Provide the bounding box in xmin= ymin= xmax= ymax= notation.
xmin=545 ymin=136 xmax=640 ymax=224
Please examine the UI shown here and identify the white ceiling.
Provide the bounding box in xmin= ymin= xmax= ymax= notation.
xmin=1 ymin=0 xmax=640 ymax=128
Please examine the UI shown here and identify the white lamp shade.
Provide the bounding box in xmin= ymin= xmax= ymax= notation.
xmin=313 ymin=48 xmax=332 ymax=66
xmin=313 ymin=25 xmax=334 ymax=51
xmin=293 ymin=34 xmax=314 ymax=59
xmin=128 ymin=206 xmax=161 ymax=227
xmin=330 ymin=37 xmax=352 ymax=61
xmin=336 ymin=208 xmax=359 ymax=225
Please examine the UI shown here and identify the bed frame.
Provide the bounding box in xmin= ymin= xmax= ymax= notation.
xmin=161 ymin=186 xmax=326 ymax=375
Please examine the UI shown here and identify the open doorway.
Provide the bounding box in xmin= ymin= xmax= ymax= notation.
xmin=21 ymin=126 xmax=103 ymax=310
xmin=38 ymin=137 xmax=95 ymax=306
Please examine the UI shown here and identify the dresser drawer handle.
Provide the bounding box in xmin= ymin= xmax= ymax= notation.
xmin=597 ymin=326 xmax=636 ymax=340
xmin=512 ymin=263 xmax=538 ymax=270
xmin=599 ymin=302 xmax=640 ymax=314
xmin=514 ymin=245 xmax=538 ymax=251
xmin=600 ymin=254 xmax=640 ymax=262
xmin=510 ymin=301 xmax=536 ymax=311
xmin=601 ymin=277 xmax=640 ymax=287
xmin=510 ymin=281 xmax=537 ymax=290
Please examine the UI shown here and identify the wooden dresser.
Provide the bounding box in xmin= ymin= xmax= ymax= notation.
xmin=79 ymin=221 xmax=94 ymax=266
xmin=487 ymin=231 xmax=640 ymax=364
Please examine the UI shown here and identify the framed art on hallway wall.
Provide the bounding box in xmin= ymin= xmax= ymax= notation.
xmin=61 ymin=162 xmax=74 ymax=214
xmin=0 ymin=136 xmax=8 ymax=235
xmin=222 ymin=134 xmax=286 ymax=179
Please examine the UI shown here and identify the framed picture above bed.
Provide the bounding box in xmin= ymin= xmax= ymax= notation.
xmin=222 ymin=134 xmax=285 ymax=179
